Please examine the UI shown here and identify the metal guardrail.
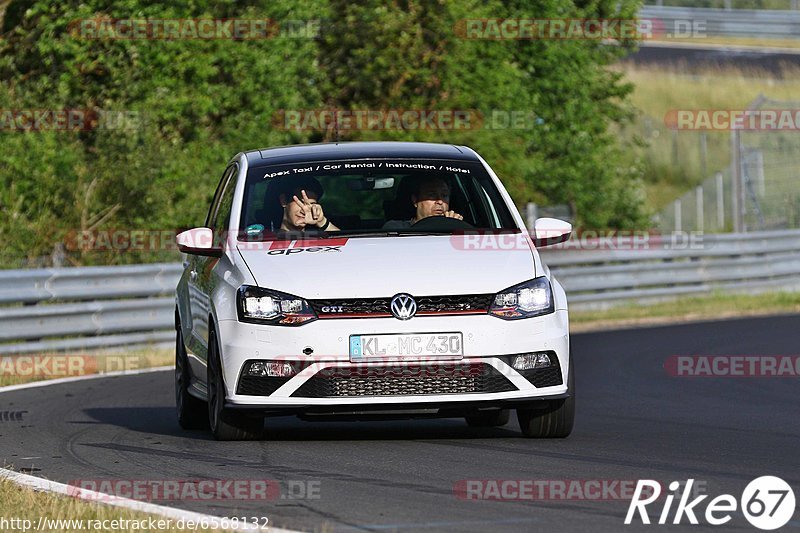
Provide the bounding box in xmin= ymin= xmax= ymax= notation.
xmin=539 ymin=229 xmax=800 ymax=308
xmin=0 ymin=263 xmax=182 ymax=305
xmin=0 ymin=264 xmax=181 ymax=354
xmin=640 ymin=6 xmax=800 ymax=39
xmin=0 ymin=229 xmax=799 ymax=353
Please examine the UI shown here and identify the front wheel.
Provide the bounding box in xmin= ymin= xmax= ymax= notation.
xmin=517 ymin=355 xmax=575 ymax=438
xmin=207 ymin=329 xmax=263 ymax=441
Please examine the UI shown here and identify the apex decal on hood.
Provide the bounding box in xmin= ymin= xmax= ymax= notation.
xmin=237 ymin=235 xmax=538 ymax=297
xmin=266 ymin=238 xmax=349 ymax=255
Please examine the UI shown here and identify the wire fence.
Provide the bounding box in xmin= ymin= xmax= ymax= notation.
xmin=657 ymin=97 xmax=800 ymax=233
xmin=737 ymin=97 xmax=800 ymax=230
xmin=655 ymin=166 xmax=735 ymax=232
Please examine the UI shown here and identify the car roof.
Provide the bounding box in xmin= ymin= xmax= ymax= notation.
xmin=243 ymin=141 xmax=479 ymax=167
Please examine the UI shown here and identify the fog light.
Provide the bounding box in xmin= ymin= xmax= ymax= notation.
xmin=511 ymin=352 xmax=552 ymax=371
xmin=246 ymin=361 xmax=295 ymax=377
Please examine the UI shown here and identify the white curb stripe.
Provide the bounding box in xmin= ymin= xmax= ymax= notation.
xmin=0 ymin=365 xmax=173 ymax=394
xmin=0 ymin=367 xmax=304 ymax=533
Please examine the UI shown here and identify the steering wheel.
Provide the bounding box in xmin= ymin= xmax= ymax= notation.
xmin=410 ymin=215 xmax=474 ymax=230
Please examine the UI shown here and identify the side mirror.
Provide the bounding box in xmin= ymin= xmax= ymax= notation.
xmin=176 ymin=227 xmax=223 ymax=257
xmin=532 ymin=218 xmax=572 ymax=247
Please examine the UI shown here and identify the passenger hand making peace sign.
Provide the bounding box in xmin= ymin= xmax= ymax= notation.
xmin=280 ymin=187 xmax=340 ymax=232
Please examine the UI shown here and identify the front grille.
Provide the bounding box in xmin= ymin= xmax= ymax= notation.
xmin=415 ymin=295 xmax=494 ymax=315
xmin=308 ymin=294 xmax=494 ymax=318
xmin=291 ymin=362 xmax=516 ymax=398
xmin=310 ymin=298 xmax=391 ymax=317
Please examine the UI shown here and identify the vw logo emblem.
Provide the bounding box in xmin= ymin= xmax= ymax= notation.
xmin=390 ymin=293 xmax=417 ymax=320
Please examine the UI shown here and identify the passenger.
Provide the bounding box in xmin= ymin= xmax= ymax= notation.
xmin=384 ymin=176 xmax=463 ymax=229
xmin=278 ymin=178 xmax=340 ymax=233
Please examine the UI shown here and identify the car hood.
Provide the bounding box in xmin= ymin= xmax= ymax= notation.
xmin=236 ymin=235 xmax=537 ymax=299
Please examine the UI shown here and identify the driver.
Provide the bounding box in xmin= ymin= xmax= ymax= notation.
xmin=278 ymin=177 xmax=340 ymax=233
xmin=383 ymin=176 xmax=463 ymax=229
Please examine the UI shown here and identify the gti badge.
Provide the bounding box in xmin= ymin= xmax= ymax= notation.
xmin=390 ymin=293 xmax=417 ymax=320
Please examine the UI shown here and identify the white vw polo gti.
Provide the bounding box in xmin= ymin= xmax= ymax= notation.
xmin=175 ymin=142 xmax=574 ymax=440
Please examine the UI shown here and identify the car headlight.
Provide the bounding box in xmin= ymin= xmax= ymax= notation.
xmin=489 ymin=277 xmax=554 ymax=319
xmin=237 ymin=286 xmax=317 ymax=326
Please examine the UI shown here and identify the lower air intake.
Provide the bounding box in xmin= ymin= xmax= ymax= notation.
xmin=291 ymin=362 xmax=516 ymax=398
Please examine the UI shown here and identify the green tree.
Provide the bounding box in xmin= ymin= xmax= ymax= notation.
xmin=504 ymin=0 xmax=648 ymax=228
xmin=0 ymin=0 xmax=321 ymax=264
xmin=316 ymin=0 xmax=648 ymax=228
xmin=0 ymin=0 xmax=649 ymax=267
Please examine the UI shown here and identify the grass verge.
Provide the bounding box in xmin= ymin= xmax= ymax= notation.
xmin=0 ymin=478 xmax=225 ymax=532
xmin=649 ymin=36 xmax=800 ymax=50
xmin=0 ymin=349 xmax=172 ymax=388
xmin=570 ymin=290 xmax=800 ymax=332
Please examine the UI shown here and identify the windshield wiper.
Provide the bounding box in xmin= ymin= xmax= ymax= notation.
xmin=394 ymin=230 xmax=455 ymax=236
xmin=335 ymin=231 xmax=399 ymax=238
xmin=337 ymin=230 xmax=455 ymax=238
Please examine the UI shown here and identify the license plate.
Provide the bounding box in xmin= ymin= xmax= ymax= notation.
xmin=350 ymin=332 xmax=463 ymax=360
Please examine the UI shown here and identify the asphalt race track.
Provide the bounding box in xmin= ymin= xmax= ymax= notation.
xmin=1 ymin=315 xmax=798 ymax=532
xmin=626 ymin=44 xmax=800 ymax=74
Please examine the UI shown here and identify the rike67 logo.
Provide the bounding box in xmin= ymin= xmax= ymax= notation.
xmin=626 ymin=477 xmax=795 ymax=530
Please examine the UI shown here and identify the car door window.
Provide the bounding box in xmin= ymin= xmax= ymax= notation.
xmin=214 ymin=173 xmax=236 ymax=230
xmin=205 ymin=165 xmax=237 ymax=228
xmin=212 ymin=165 xmax=238 ymax=247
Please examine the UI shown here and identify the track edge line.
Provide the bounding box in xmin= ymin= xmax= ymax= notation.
xmin=0 ymin=370 xmax=306 ymax=533
xmin=0 ymin=366 xmax=173 ymax=394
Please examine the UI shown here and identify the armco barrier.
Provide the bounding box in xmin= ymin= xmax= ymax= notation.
xmin=1 ymin=229 xmax=799 ymax=353
xmin=0 ymin=264 xmax=181 ymax=355
xmin=539 ymin=229 xmax=800 ymax=308
xmin=640 ymin=6 xmax=800 ymax=40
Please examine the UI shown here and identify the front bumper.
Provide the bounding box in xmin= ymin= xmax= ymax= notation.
xmin=224 ymin=394 xmax=570 ymax=419
xmin=216 ymin=309 xmax=569 ymax=408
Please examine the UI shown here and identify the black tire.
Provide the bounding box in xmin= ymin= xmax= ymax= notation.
xmin=175 ymin=327 xmax=208 ymax=430
xmin=207 ymin=329 xmax=263 ymax=441
xmin=517 ymin=355 xmax=575 ymax=438
xmin=465 ymin=409 xmax=510 ymax=427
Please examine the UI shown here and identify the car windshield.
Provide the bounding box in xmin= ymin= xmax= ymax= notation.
xmin=238 ymin=158 xmax=519 ymax=240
